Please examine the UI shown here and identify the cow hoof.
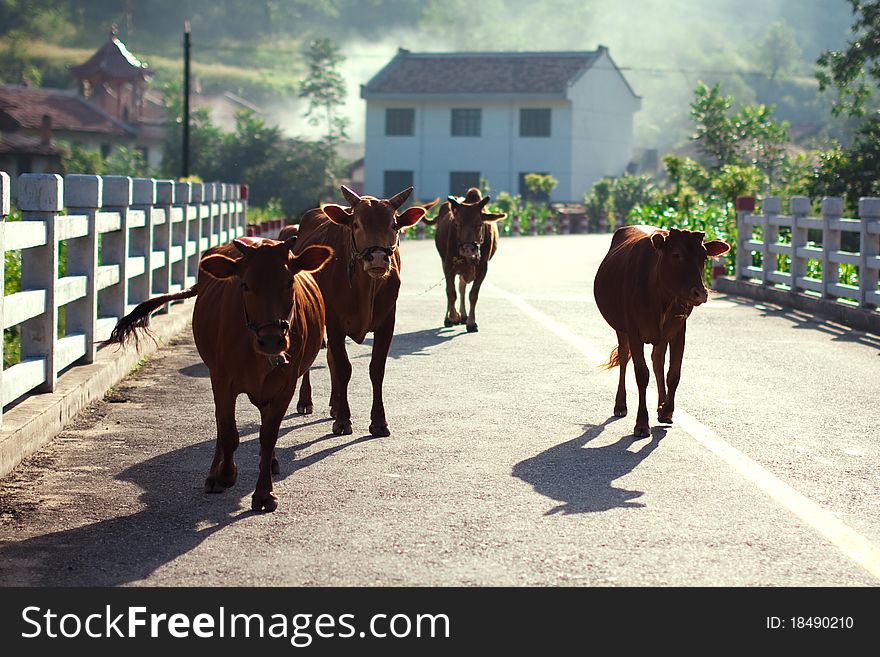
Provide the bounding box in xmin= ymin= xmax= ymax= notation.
xmin=333 ymin=420 xmax=353 ymax=435
xmin=466 ymin=323 xmax=478 ymax=333
xmin=370 ymin=423 xmax=390 ymax=437
xmin=459 ymin=315 xmax=468 ymax=325
xmin=658 ymin=413 xmax=673 ymax=424
xmin=614 ymin=406 xmax=627 ymax=417
xmin=297 ymin=402 xmax=313 ymax=415
xmin=204 ymin=464 xmax=237 ymax=493
xmin=633 ymin=425 xmax=650 ymax=438
xmin=251 ymin=492 xmax=278 ymax=513
xmin=271 ymin=458 xmax=280 ymax=475
xmin=444 ymin=318 xmax=454 ymax=327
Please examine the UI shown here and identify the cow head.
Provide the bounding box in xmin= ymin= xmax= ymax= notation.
xmin=320 ymin=185 xmax=428 ymax=279
xmin=650 ymin=228 xmax=730 ymax=306
xmin=447 ymin=188 xmax=507 ymax=265
xmin=201 ymin=237 xmax=333 ymax=356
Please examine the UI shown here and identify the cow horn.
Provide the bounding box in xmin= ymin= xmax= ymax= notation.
xmin=388 ymin=186 xmax=413 ymax=209
xmin=478 ymin=195 xmax=491 ymax=208
xmin=447 ymin=195 xmax=462 ymax=208
xmin=340 ymin=185 xmax=361 ymax=207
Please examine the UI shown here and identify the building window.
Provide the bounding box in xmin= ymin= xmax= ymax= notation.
xmin=385 ymin=108 xmax=415 ymax=136
xmin=100 ymin=143 xmax=111 ymax=159
xmin=451 ymin=108 xmax=481 ymax=136
xmin=449 ymin=171 xmax=481 ymax=196
xmin=519 ymin=172 xmax=551 ymax=203
xmin=384 ymin=170 xmax=414 ymax=198
xmin=519 ymin=108 xmax=551 ymax=137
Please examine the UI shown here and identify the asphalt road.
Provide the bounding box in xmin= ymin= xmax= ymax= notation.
xmin=0 ymin=234 xmax=878 ymax=586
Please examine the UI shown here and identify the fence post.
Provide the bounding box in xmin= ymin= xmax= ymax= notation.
xmin=789 ymin=196 xmax=810 ymax=296
xmin=64 ymin=175 xmax=102 ymax=364
xmin=202 ymin=182 xmax=216 ymax=249
xmin=18 ymin=173 xmax=62 ymax=393
xmin=214 ymin=183 xmax=224 ymax=246
xmin=761 ymin=197 xmax=780 ymax=286
xmin=734 ymin=196 xmax=755 ymax=279
xmin=100 ymin=176 xmax=133 ymax=319
xmin=858 ymin=197 xmax=880 ymax=309
xmin=240 ymin=184 xmax=249 ymax=238
xmin=175 ymin=182 xmax=194 ymax=287
xmin=0 ymin=172 xmax=9 ymax=423
xmin=217 ymin=182 xmax=228 ymax=245
xmin=821 ymin=196 xmax=843 ymax=300
xmin=154 ymin=180 xmax=174 ymax=308
xmin=130 ymin=178 xmax=156 ymax=308
xmin=191 ymin=182 xmax=206 ymax=263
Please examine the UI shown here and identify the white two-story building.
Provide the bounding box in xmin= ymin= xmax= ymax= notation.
xmin=361 ymin=47 xmax=640 ymax=203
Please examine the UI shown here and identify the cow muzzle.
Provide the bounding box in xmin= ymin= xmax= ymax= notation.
xmin=689 ymin=286 xmax=709 ymax=306
xmin=458 ymin=242 xmax=481 ymax=263
xmin=359 ymin=246 xmax=394 ymax=278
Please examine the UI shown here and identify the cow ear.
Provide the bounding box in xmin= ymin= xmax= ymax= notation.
xmin=321 ymin=203 xmax=353 ymax=226
xmin=447 ymin=196 xmax=461 ymax=209
xmin=292 ymin=244 xmax=334 ymax=274
xmin=704 ymin=240 xmax=730 ymax=257
xmin=650 ymin=232 xmax=666 ymax=250
xmin=201 ymin=253 xmax=239 ymax=279
xmin=396 ymin=206 xmax=427 ymax=230
xmin=482 ymin=212 xmax=507 ymax=223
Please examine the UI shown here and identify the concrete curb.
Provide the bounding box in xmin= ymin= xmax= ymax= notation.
xmin=0 ymin=299 xmax=195 ymax=479
xmin=714 ymin=277 xmax=880 ymax=336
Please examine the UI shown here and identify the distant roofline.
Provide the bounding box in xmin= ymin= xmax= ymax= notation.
xmin=361 ymin=45 xmax=644 ymax=100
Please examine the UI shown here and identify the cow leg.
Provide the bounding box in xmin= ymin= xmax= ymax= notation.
xmin=458 ymin=276 xmax=468 ymax=324
xmin=465 ymin=270 xmax=486 ymax=333
xmin=368 ymin=312 xmax=395 ymax=436
xmin=327 ymin=325 xmax=353 ymax=435
xmin=297 ymin=369 xmax=313 ymax=414
xmin=652 ymin=341 xmax=668 ymax=418
xmin=613 ymin=331 xmax=630 ymax=417
xmin=627 ymin=335 xmax=651 ymax=438
xmin=444 ymin=270 xmax=461 ymax=326
xmin=252 ymin=394 xmax=294 ymax=512
xmin=205 ymin=382 xmax=239 ymax=493
xmin=658 ymin=327 xmax=685 ymax=424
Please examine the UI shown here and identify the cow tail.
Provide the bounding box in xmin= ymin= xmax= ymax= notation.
xmin=602 ymin=346 xmax=620 ymax=370
xmin=104 ymin=285 xmax=199 ymax=348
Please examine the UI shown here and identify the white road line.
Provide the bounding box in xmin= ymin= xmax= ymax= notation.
xmin=486 ymin=281 xmax=880 ymax=582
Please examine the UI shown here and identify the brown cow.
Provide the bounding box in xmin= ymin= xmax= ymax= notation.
xmin=106 ymin=236 xmax=333 ymax=511
xmin=293 ymin=185 xmax=434 ymax=436
xmin=593 ymin=225 xmax=729 ymax=437
xmin=425 ymin=187 xmax=507 ymax=332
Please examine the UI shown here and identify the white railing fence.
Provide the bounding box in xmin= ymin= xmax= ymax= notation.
xmin=735 ymin=195 xmax=880 ymax=311
xmin=0 ymin=172 xmax=247 ymax=426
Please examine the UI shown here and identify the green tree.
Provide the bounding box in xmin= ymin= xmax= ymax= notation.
xmin=753 ymin=20 xmax=803 ymax=81
xmin=523 ymin=173 xmax=558 ymax=202
xmin=60 ymin=142 xmax=104 ymax=175
xmin=612 ymin=174 xmax=659 ymax=223
xmin=105 ymin=146 xmax=150 ymax=177
xmin=814 ymin=0 xmax=880 ymax=212
xmin=298 ymin=38 xmax=349 ymax=144
xmin=816 ymin=0 xmax=880 ymax=117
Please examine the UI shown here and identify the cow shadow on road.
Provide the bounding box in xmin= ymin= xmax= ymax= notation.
xmin=0 ymin=416 xmax=369 ymax=587
xmin=355 ymin=326 xmax=462 ymax=359
xmin=512 ymin=418 xmax=665 ymax=515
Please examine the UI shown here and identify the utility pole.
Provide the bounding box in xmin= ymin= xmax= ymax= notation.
xmin=182 ymin=20 xmax=191 ymax=179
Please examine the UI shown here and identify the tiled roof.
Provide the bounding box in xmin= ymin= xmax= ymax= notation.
xmin=363 ymin=49 xmax=606 ymax=96
xmin=69 ymin=37 xmax=151 ymax=82
xmin=0 ymin=86 xmax=133 ymax=136
xmin=0 ymin=132 xmax=63 ymax=156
